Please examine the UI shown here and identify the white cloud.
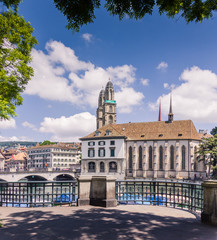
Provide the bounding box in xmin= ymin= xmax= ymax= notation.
xmin=0 ymin=119 xmax=16 ymax=129
xmin=26 ymin=40 xmax=143 ymax=113
xmin=82 ymin=33 xmax=93 ymax=42
xmin=156 ymin=61 xmax=168 ymax=71
xmin=163 ymin=83 xmax=175 ymax=90
xmin=116 ymin=88 xmax=144 ymax=113
xmin=141 ymin=78 xmax=149 ymax=86
xmin=39 ymin=112 xmax=96 ymax=141
xmin=22 ymin=121 xmax=37 ymax=131
xmin=150 ymin=66 xmax=217 ymax=123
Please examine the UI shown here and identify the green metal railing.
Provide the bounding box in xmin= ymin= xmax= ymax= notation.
xmin=116 ymin=180 xmax=203 ymax=212
xmin=0 ymin=181 xmax=78 ymax=207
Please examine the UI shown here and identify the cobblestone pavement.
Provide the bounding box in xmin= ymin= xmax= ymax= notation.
xmin=0 ymin=205 xmax=216 ymax=240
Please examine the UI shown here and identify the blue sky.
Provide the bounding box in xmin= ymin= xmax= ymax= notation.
xmin=1 ymin=0 xmax=217 ymax=142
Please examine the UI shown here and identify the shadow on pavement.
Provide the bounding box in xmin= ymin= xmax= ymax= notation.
xmin=0 ymin=207 xmax=216 ymax=240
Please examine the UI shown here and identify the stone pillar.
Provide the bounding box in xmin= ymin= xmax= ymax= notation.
xmin=77 ymin=175 xmax=92 ymax=206
xmin=201 ymin=180 xmax=217 ymax=225
xmin=77 ymin=175 xmax=117 ymax=207
xmin=90 ymin=176 xmax=117 ymax=207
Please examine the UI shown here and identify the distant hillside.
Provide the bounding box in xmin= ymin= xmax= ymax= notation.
xmin=0 ymin=141 xmax=39 ymax=148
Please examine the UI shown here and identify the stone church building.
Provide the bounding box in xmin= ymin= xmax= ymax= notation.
xmin=80 ymin=80 xmax=206 ymax=180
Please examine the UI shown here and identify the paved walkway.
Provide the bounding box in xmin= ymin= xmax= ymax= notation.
xmin=0 ymin=205 xmax=216 ymax=240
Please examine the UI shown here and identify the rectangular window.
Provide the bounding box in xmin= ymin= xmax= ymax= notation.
xmin=88 ymin=141 xmax=95 ymax=146
xmin=88 ymin=148 xmax=95 ymax=157
xmin=98 ymin=141 xmax=105 ymax=146
xmin=110 ymin=148 xmax=115 ymax=157
xmin=110 ymin=141 xmax=115 ymax=145
xmin=98 ymin=148 xmax=105 ymax=157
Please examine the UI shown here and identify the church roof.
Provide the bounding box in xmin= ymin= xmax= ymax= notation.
xmin=80 ymin=120 xmax=201 ymax=141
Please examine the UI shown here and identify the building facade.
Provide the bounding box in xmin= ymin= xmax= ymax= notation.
xmin=28 ymin=143 xmax=81 ymax=170
xmin=80 ymin=79 xmax=206 ymax=180
xmin=4 ymin=152 xmax=28 ymax=172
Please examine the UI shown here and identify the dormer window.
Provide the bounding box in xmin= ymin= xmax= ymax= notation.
xmin=95 ymin=131 xmax=101 ymax=136
xmin=106 ymin=130 xmax=111 ymax=136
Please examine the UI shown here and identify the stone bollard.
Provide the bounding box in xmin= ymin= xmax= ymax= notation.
xmin=90 ymin=176 xmax=117 ymax=207
xmin=201 ymin=180 xmax=217 ymax=225
xmin=77 ymin=175 xmax=117 ymax=207
xmin=77 ymin=175 xmax=92 ymax=206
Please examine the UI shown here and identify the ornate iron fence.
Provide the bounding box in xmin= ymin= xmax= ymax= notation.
xmin=0 ymin=181 xmax=78 ymax=207
xmin=116 ymin=180 xmax=203 ymax=212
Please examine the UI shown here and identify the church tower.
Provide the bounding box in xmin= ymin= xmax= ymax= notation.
xmin=96 ymin=88 xmax=105 ymax=129
xmin=96 ymin=79 xmax=117 ymax=129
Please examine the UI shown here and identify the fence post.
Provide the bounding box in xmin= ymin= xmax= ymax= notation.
xmin=201 ymin=180 xmax=217 ymax=225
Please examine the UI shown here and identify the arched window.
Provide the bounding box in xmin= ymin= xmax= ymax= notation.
xmin=129 ymin=146 xmax=133 ymax=172
xmin=170 ymin=145 xmax=174 ymax=170
xmin=138 ymin=146 xmax=143 ymax=169
xmin=110 ymin=89 xmax=113 ymax=100
xmin=109 ymin=105 xmax=113 ymax=112
xmin=149 ymin=146 xmax=153 ymax=169
xmin=88 ymin=162 xmax=95 ymax=172
xmin=109 ymin=161 xmax=117 ymax=172
xmin=109 ymin=115 xmax=113 ymax=124
xmin=182 ymin=145 xmax=186 ymax=170
xmin=159 ymin=146 xmax=163 ymax=170
xmin=100 ymin=162 xmax=104 ymax=172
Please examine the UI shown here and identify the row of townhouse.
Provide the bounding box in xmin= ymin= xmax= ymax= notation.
xmin=0 ymin=142 xmax=81 ymax=172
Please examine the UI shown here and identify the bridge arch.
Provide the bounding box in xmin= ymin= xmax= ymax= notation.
xmin=53 ymin=174 xmax=75 ymax=181
xmin=19 ymin=175 xmax=48 ymax=181
xmin=0 ymin=178 xmax=7 ymax=182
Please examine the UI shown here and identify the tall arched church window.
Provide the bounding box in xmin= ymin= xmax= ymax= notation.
xmin=159 ymin=146 xmax=163 ymax=170
xmin=129 ymin=146 xmax=133 ymax=173
xmin=109 ymin=105 xmax=113 ymax=112
xmin=138 ymin=146 xmax=142 ymax=169
xmin=170 ymin=145 xmax=174 ymax=170
xmin=149 ymin=146 xmax=153 ymax=169
xmin=109 ymin=115 xmax=113 ymax=124
xmin=182 ymin=145 xmax=186 ymax=170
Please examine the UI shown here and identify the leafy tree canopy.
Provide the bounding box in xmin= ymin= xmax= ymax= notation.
xmin=210 ymin=126 xmax=217 ymax=136
xmin=40 ymin=140 xmax=56 ymax=146
xmin=0 ymin=4 xmax=38 ymax=119
xmin=1 ymin=0 xmax=217 ymax=32
xmin=53 ymin=0 xmax=217 ymax=31
xmin=197 ymin=135 xmax=217 ymax=176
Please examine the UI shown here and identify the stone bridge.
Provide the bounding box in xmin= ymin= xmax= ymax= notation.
xmin=0 ymin=170 xmax=80 ymax=182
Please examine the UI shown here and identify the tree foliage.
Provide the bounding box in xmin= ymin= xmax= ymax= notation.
xmin=53 ymin=0 xmax=217 ymax=31
xmin=0 ymin=6 xmax=37 ymax=119
xmin=210 ymin=126 xmax=217 ymax=136
xmin=197 ymin=135 xmax=217 ymax=177
xmin=40 ymin=140 xmax=56 ymax=146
